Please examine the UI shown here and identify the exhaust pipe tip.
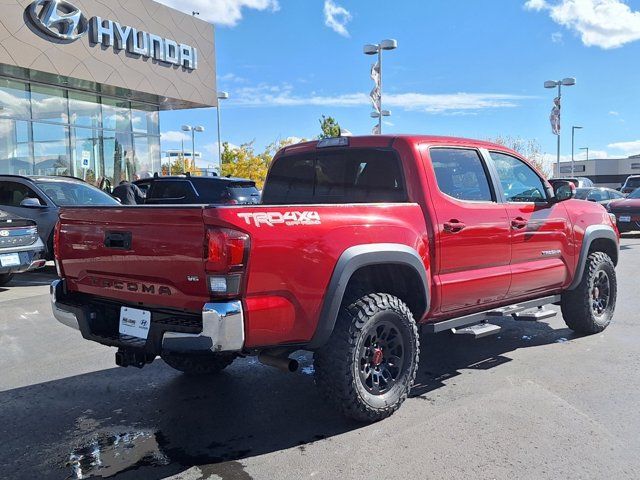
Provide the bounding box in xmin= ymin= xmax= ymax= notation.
xmin=258 ymin=352 xmax=299 ymax=373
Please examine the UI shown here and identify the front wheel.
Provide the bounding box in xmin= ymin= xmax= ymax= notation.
xmin=314 ymin=293 xmax=420 ymax=422
xmin=0 ymin=273 xmax=14 ymax=287
xmin=561 ymin=251 xmax=617 ymax=334
xmin=161 ymin=352 xmax=237 ymax=375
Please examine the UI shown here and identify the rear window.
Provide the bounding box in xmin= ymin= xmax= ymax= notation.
xmin=262 ymin=149 xmax=407 ymax=205
xmin=147 ymin=180 xmax=197 ymax=203
xmin=626 ymin=177 xmax=640 ymax=188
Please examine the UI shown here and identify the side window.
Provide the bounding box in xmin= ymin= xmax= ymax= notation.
xmin=609 ymin=190 xmax=624 ymax=200
xmin=430 ymin=148 xmax=494 ymax=202
xmin=489 ymin=152 xmax=547 ymax=203
xmin=262 ymin=155 xmax=315 ymax=204
xmin=0 ymin=181 xmax=41 ymax=207
xmin=587 ymin=189 xmax=606 ymax=202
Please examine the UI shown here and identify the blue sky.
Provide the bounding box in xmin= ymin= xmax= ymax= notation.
xmin=157 ymin=0 xmax=640 ymax=170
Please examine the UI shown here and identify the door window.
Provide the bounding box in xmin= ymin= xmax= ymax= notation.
xmin=430 ymin=148 xmax=494 ymax=202
xmin=489 ymin=152 xmax=547 ymax=203
xmin=0 ymin=182 xmax=43 ymax=207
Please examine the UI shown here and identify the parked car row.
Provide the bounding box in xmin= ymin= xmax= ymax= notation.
xmin=0 ymin=174 xmax=262 ymax=285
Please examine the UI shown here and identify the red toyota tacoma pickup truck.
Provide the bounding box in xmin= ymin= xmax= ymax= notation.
xmin=51 ymin=135 xmax=619 ymax=422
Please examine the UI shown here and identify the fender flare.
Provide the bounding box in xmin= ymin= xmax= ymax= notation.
xmin=567 ymin=225 xmax=619 ymax=290
xmin=307 ymin=243 xmax=429 ymax=350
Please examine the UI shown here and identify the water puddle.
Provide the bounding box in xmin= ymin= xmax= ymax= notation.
xmin=68 ymin=430 xmax=169 ymax=479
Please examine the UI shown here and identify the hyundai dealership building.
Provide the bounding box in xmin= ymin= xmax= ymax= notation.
xmin=0 ymin=0 xmax=216 ymax=185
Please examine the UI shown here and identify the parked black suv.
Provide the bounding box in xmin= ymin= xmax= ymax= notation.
xmin=137 ymin=175 xmax=261 ymax=205
xmin=0 ymin=209 xmax=46 ymax=286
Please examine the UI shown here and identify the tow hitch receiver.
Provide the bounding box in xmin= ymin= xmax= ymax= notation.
xmin=115 ymin=349 xmax=154 ymax=369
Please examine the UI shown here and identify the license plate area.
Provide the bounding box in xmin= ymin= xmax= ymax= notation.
xmin=619 ymin=215 xmax=631 ymax=223
xmin=0 ymin=253 xmax=21 ymax=267
xmin=119 ymin=307 xmax=151 ymax=340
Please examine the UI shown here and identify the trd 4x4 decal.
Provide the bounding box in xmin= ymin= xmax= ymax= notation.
xmin=237 ymin=211 xmax=321 ymax=227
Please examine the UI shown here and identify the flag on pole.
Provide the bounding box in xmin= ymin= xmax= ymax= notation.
xmin=370 ymin=61 xmax=381 ymax=113
xmin=550 ymin=96 xmax=561 ymax=136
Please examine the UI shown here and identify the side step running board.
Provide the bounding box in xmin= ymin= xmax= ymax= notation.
xmin=452 ymin=323 xmax=501 ymax=339
xmin=423 ymin=295 xmax=561 ymax=334
xmin=512 ymin=307 xmax=557 ymax=321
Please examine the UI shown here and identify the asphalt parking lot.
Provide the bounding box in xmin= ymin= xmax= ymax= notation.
xmin=1 ymin=236 xmax=640 ymax=480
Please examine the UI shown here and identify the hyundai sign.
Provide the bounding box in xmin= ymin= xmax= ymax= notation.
xmin=27 ymin=0 xmax=198 ymax=70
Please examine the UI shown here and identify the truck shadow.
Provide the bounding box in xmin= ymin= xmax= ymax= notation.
xmin=411 ymin=316 xmax=577 ymax=398
xmin=0 ymin=317 xmax=578 ymax=480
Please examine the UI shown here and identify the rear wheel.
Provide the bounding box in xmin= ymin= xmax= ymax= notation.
xmin=0 ymin=274 xmax=14 ymax=287
xmin=161 ymin=352 xmax=237 ymax=375
xmin=314 ymin=293 xmax=420 ymax=422
xmin=561 ymin=251 xmax=617 ymax=334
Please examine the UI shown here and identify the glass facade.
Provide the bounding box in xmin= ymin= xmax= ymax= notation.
xmin=0 ymin=77 xmax=161 ymax=187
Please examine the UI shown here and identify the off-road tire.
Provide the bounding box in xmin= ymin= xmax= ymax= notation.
xmin=561 ymin=251 xmax=617 ymax=334
xmin=314 ymin=293 xmax=420 ymax=423
xmin=162 ymin=352 xmax=237 ymax=375
xmin=0 ymin=273 xmax=14 ymax=287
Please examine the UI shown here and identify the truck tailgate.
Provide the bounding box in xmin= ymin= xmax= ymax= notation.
xmin=57 ymin=206 xmax=210 ymax=311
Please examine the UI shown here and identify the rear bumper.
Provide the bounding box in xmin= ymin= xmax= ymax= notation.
xmin=50 ymin=279 xmax=245 ymax=355
xmin=0 ymin=239 xmax=46 ymax=274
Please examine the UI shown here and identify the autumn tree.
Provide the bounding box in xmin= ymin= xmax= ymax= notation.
xmin=220 ymin=137 xmax=305 ymax=189
xmin=319 ymin=115 xmax=341 ymax=139
xmin=489 ymin=135 xmax=551 ymax=178
xmin=161 ymin=156 xmax=201 ymax=176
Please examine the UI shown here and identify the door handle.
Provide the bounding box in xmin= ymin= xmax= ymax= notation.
xmin=443 ymin=220 xmax=466 ymax=233
xmin=511 ymin=217 xmax=528 ymax=230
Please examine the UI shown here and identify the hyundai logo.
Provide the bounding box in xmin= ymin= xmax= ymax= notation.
xmin=28 ymin=0 xmax=88 ymax=41
xmin=0 ymin=230 xmax=9 ymax=237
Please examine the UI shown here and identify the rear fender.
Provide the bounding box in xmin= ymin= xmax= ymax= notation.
xmin=307 ymin=243 xmax=429 ymax=349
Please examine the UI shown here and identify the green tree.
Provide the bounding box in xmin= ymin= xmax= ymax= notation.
xmin=489 ymin=135 xmax=551 ymax=178
xmin=319 ymin=115 xmax=341 ymax=139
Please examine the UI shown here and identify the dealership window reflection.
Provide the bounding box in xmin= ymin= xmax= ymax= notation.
xmin=0 ymin=78 xmax=161 ymax=186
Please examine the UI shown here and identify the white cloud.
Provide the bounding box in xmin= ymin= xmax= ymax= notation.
xmin=230 ymin=83 xmax=533 ymax=114
xmin=525 ymin=0 xmax=640 ymax=49
xmin=609 ymin=110 xmax=619 ymax=116
xmin=161 ymin=130 xmax=190 ymax=143
xmin=323 ymin=0 xmax=352 ymax=37
xmin=156 ymin=0 xmax=279 ymax=26
xmin=551 ymin=31 xmax=563 ymax=43
xmin=608 ymin=140 xmax=640 ymax=153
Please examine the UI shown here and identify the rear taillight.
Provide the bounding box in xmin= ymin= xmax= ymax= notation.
xmin=53 ymin=220 xmax=62 ymax=277
xmin=205 ymin=228 xmax=249 ymax=298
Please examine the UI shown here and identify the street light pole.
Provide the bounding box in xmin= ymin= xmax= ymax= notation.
xmin=580 ymin=147 xmax=589 ymax=162
xmin=216 ymin=91 xmax=229 ymax=172
xmin=544 ymin=77 xmax=576 ymax=176
xmin=364 ymin=39 xmax=397 ymax=134
xmin=181 ymin=124 xmax=205 ymax=172
xmin=571 ymin=125 xmax=583 ymax=176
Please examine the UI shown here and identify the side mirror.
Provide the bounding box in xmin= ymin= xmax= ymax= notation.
xmin=552 ymin=181 xmax=575 ymax=203
xmin=20 ymin=198 xmax=45 ymax=208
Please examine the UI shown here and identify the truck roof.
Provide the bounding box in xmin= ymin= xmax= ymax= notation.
xmin=281 ymin=134 xmax=518 ymax=157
